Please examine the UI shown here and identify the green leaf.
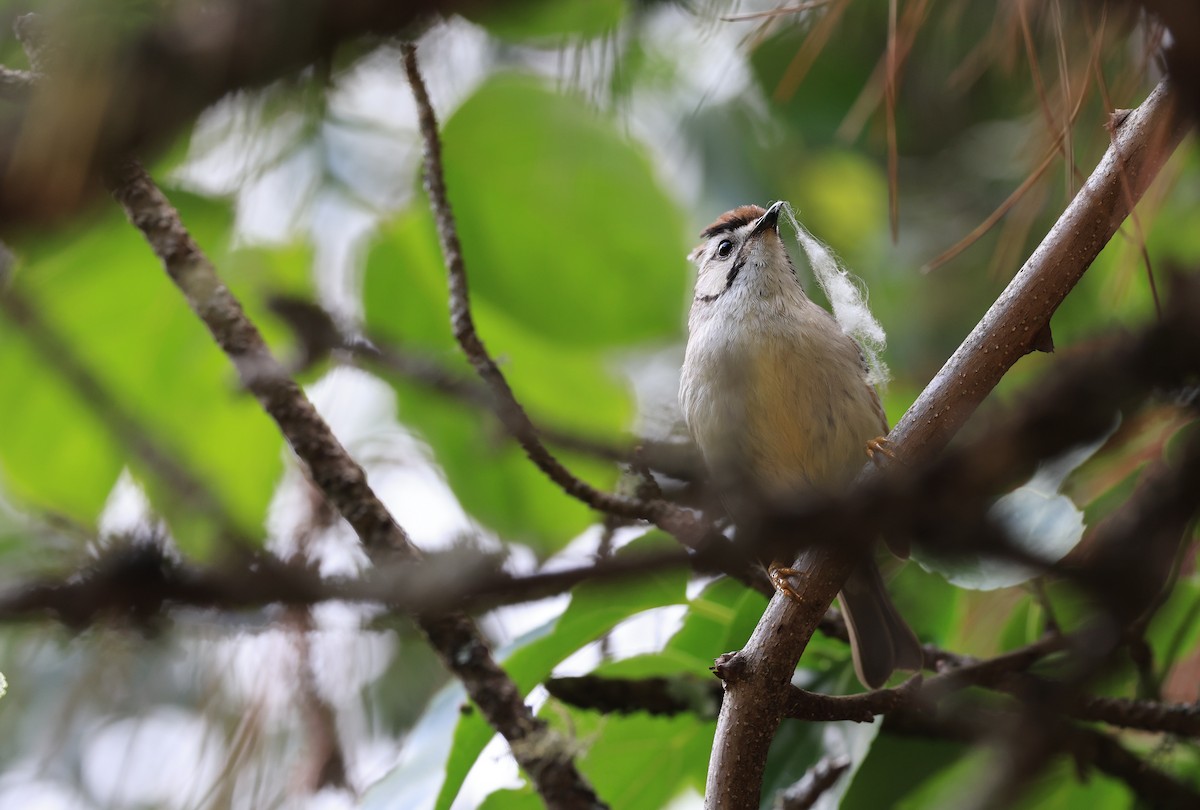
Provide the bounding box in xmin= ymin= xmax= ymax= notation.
xmin=0 ymin=320 xmax=124 ymax=521
xmin=997 ymin=594 xmax=1043 ymax=652
xmin=1147 ymin=571 xmax=1200 ymax=679
xmin=477 ymin=787 xmax=543 ymax=810
xmin=887 ymin=561 xmax=961 ymax=648
xmin=915 ymin=432 xmax=1112 ymax=590
xmin=665 ymin=578 xmax=768 ymax=664
xmin=842 ymin=733 xmax=967 ymax=810
xmin=591 ymin=577 xmax=768 ymax=683
xmin=0 ymin=191 xmax=297 ymax=555
xmin=433 ymin=531 xmax=688 ymax=810
xmin=436 ymin=73 xmax=688 ymax=348
xmin=895 ymin=750 xmax=1134 ymax=809
xmin=549 ymin=707 xmax=712 ymax=810
xmin=362 ymin=206 xmax=458 ymax=353
xmin=466 ymin=0 xmax=627 ymax=45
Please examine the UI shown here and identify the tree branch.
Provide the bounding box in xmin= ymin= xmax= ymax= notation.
xmin=106 ymin=160 xmax=608 ymax=809
xmin=400 ymin=43 xmax=693 ymax=532
xmin=545 ymin=629 xmax=1200 ymax=740
xmin=0 ymin=542 xmax=691 ymax=626
xmin=267 ymin=293 xmax=707 ymax=482
xmin=354 ymin=333 xmax=703 ymax=482
xmin=1070 ymin=694 xmax=1200 ymax=738
xmin=704 ymin=77 xmax=1192 ymax=809
xmin=773 ymin=755 xmax=851 ymax=810
xmin=891 ymin=78 xmax=1189 ymax=463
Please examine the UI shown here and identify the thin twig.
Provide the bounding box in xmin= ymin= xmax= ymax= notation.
xmin=286 ymin=487 xmax=349 ymax=793
xmin=784 ymin=675 xmax=921 ymax=722
xmin=836 ymin=0 xmax=930 ymax=143
xmin=923 ymin=49 xmax=1094 ymax=274
xmin=547 ymin=638 xmax=1200 ymax=739
xmin=0 ymin=533 xmax=693 ymax=631
xmin=773 ymin=756 xmax=851 ymax=810
xmin=772 ymin=0 xmax=851 ymax=101
xmin=106 ymin=160 xmax=608 ymax=808
xmin=264 ymin=294 xmax=707 ymax=481
xmin=288 ymin=607 xmax=350 ymax=791
xmin=400 ymin=43 xmax=701 ymax=549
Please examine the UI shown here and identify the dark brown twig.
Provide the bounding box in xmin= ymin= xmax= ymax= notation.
xmin=546 ymin=674 xmax=722 ymax=720
xmin=402 ymin=45 xmax=657 ymax=523
xmin=1070 ymin=724 xmax=1200 ymax=809
xmin=773 ymin=756 xmax=851 ymax=810
xmin=1071 ymin=694 xmax=1200 ymax=737
xmin=547 ymin=643 xmax=1200 ymax=740
xmin=0 ymin=543 xmax=690 ymax=625
xmin=784 ymin=676 xmax=921 ymax=722
xmin=286 ymin=486 xmax=349 ymax=794
xmin=288 ymin=607 xmax=350 ymax=792
xmin=106 ymin=160 xmax=607 ymax=809
xmin=400 ymin=44 xmax=711 ymax=562
xmin=266 ymin=293 xmax=706 ymax=481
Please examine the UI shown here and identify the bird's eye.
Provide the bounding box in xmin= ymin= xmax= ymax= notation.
xmin=716 ymin=239 xmax=733 ymax=258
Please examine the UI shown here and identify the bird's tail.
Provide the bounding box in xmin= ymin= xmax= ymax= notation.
xmin=839 ymin=559 xmax=924 ymax=689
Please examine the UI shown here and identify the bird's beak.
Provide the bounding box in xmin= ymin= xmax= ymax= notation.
xmin=749 ymin=201 xmax=784 ymax=238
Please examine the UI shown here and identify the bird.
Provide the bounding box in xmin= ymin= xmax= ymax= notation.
xmin=679 ymin=200 xmax=922 ymax=688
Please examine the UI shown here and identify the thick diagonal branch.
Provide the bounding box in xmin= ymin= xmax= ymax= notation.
xmin=107 ymin=160 xmax=607 ymax=809
xmin=891 ymin=78 xmax=1190 ymax=461
xmin=705 ymin=78 xmax=1190 ymax=809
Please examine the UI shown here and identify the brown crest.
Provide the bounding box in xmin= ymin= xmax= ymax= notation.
xmin=699 ymin=205 xmax=767 ymax=238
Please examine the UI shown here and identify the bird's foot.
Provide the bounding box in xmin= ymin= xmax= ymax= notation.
xmin=769 ymin=562 xmax=805 ymax=602
xmin=865 ymin=436 xmax=898 ymax=467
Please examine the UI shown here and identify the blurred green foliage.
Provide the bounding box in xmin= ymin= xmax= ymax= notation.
xmin=0 ymin=191 xmax=308 ymax=556
xmin=0 ymin=1 xmax=1196 ymax=808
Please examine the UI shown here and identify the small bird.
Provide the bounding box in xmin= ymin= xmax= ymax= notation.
xmin=679 ymin=201 xmax=922 ymax=688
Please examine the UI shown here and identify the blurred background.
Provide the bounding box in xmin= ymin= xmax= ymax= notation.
xmin=0 ymin=0 xmax=1196 ymax=808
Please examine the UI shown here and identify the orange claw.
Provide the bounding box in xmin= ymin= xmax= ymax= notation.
xmin=865 ymin=436 xmax=898 ymax=467
xmin=769 ymin=562 xmax=805 ymax=602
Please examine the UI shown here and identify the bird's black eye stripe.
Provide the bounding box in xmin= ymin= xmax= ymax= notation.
xmin=724 ymin=258 xmax=745 ymax=290
xmin=716 ymin=239 xmax=733 ymax=258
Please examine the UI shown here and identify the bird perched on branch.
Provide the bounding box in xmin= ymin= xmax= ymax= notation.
xmin=679 ymin=201 xmax=922 ymax=688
